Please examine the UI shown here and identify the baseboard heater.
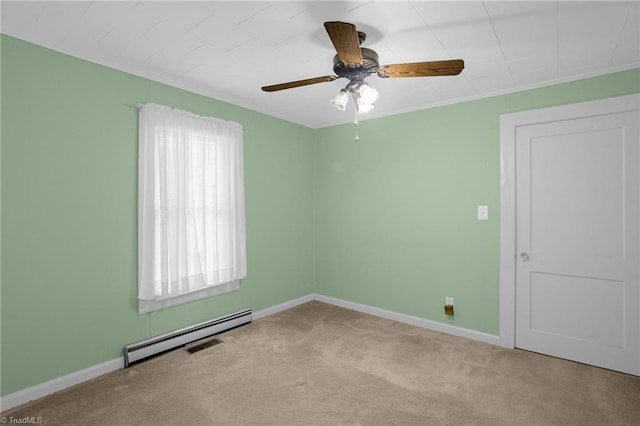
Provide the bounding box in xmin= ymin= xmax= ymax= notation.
xmin=124 ymin=309 xmax=252 ymax=367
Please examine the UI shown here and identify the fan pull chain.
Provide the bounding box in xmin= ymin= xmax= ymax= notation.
xmin=354 ymin=109 xmax=359 ymax=141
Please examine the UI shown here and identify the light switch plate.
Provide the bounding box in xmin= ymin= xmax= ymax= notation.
xmin=477 ymin=205 xmax=488 ymax=220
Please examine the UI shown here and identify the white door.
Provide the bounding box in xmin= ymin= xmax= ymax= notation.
xmin=514 ymin=109 xmax=639 ymax=375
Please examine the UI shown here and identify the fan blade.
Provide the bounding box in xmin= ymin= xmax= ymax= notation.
xmin=262 ymin=75 xmax=339 ymax=92
xmin=324 ymin=21 xmax=363 ymax=65
xmin=378 ymin=59 xmax=464 ymax=78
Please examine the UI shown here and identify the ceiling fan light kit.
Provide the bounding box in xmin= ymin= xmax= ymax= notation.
xmin=262 ymin=20 xmax=464 ymax=131
xmin=332 ymin=79 xmax=379 ymax=113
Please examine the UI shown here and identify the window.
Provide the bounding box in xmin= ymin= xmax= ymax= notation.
xmin=137 ymin=104 xmax=246 ymax=314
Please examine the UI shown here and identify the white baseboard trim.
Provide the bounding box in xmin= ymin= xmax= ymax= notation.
xmin=1 ymin=292 xmax=498 ymax=412
xmin=0 ymin=357 xmax=124 ymax=412
xmin=313 ymin=294 xmax=500 ymax=346
xmin=253 ymin=293 xmax=315 ymax=320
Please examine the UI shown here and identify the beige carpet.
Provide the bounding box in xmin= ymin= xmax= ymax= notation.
xmin=3 ymin=301 xmax=640 ymax=425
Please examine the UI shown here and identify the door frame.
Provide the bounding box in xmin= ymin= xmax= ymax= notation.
xmin=499 ymin=93 xmax=640 ymax=349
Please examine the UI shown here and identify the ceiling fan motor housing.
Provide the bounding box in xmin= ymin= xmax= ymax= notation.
xmin=332 ymin=47 xmax=379 ymax=82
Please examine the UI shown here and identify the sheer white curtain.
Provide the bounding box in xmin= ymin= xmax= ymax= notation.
xmin=137 ymin=104 xmax=246 ymax=314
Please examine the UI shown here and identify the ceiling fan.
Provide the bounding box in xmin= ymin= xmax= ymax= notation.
xmin=261 ymin=21 xmax=464 ymax=113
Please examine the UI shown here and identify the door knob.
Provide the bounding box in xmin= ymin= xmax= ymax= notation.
xmin=520 ymin=252 xmax=530 ymax=262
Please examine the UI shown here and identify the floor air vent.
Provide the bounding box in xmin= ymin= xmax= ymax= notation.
xmin=186 ymin=337 xmax=222 ymax=354
xmin=124 ymin=309 xmax=251 ymax=367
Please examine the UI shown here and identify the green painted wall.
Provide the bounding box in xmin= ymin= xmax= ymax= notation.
xmin=314 ymin=69 xmax=640 ymax=335
xmin=0 ymin=35 xmax=315 ymax=396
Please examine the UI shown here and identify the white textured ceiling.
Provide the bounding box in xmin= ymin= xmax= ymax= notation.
xmin=2 ymin=1 xmax=639 ymax=128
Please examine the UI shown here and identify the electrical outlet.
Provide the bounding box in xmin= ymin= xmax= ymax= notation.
xmin=444 ymin=296 xmax=454 ymax=316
